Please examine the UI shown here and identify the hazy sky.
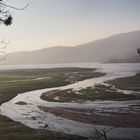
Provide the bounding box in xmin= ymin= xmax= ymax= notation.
xmin=0 ymin=0 xmax=140 ymax=52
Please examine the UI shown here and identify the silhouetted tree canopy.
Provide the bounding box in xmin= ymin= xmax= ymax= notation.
xmin=0 ymin=0 xmax=13 ymax=26
xmin=0 ymin=0 xmax=29 ymax=26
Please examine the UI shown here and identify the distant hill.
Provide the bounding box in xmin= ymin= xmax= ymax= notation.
xmin=0 ymin=30 xmax=140 ymax=65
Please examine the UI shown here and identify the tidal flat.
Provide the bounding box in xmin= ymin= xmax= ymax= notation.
xmin=0 ymin=64 xmax=140 ymax=140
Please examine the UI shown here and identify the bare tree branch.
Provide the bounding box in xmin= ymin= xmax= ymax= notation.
xmin=0 ymin=0 xmax=29 ymax=60
xmin=0 ymin=2 xmax=29 ymax=10
xmin=93 ymin=126 xmax=119 ymax=140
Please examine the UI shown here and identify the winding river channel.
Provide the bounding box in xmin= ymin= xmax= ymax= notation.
xmin=0 ymin=63 xmax=140 ymax=139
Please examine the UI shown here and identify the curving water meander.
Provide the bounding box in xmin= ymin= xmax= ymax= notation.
xmin=0 ymin=63 xmax=140 ymax=139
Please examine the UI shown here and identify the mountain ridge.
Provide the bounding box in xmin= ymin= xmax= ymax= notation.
xmin=1 ymin=30 xmax=140 ymax=65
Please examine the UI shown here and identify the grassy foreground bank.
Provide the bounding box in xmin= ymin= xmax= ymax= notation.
xmin=0 ymin=115 xmax=84 ymax=140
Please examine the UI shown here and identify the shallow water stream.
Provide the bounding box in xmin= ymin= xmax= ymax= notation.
xmin=0 ymin=63 xmax=140 ymax=139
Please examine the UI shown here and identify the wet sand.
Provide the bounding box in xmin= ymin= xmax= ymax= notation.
xmin=39 ymin=106 xmax=140 ymax=127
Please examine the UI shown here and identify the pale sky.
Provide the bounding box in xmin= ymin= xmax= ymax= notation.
xmin=0 ymin=0 xmax=140 ymax=52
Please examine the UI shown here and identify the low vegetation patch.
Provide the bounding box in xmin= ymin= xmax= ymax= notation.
xmin=41 ymin=84 xmax=140 ymax=102
xmin=0 ymin=67 xmax=105 ymax=104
